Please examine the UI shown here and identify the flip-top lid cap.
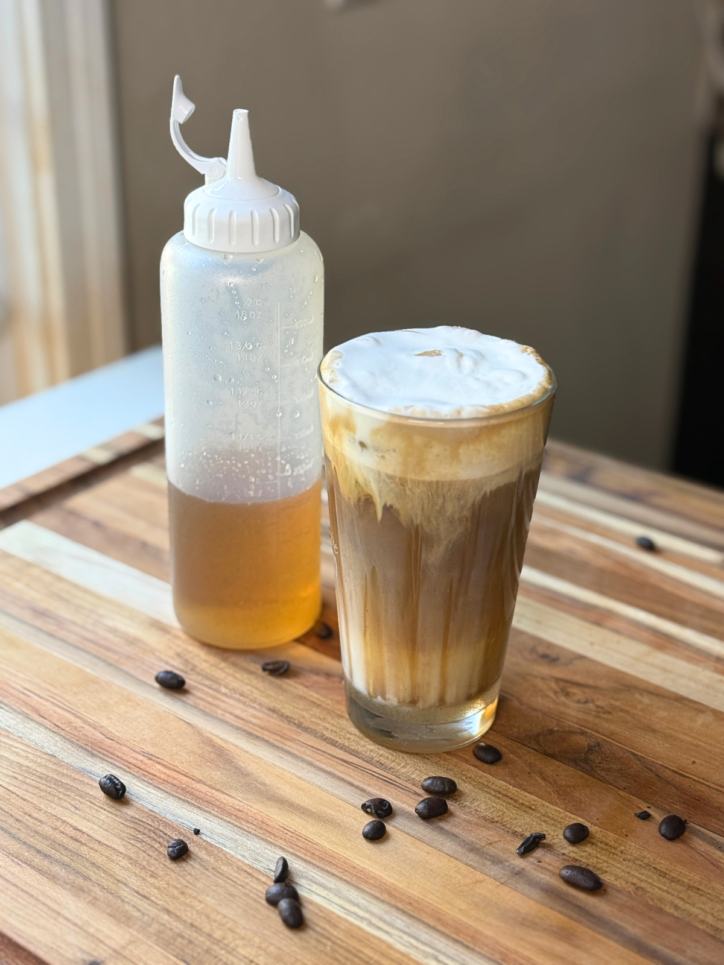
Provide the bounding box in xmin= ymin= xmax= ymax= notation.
xmin=170 ymin=76 xmax=299 ymax=253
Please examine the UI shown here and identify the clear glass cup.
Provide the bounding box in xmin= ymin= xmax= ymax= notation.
xmin=319 ymin=364 xmax=556 ymax=753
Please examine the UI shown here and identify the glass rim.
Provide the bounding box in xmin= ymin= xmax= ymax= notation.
xmin=317 ymin=359 xmax=557 ymax=427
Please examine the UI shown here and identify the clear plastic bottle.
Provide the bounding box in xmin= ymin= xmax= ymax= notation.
xmin=160 ymin=77 xmax=323 ymax=648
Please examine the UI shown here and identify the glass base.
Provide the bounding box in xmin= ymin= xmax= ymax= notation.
xmin=345 ymin=681 xmax=499 ymax=754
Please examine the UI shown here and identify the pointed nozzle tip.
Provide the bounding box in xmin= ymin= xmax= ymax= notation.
xmin=227 ymin=107 xmax=256 ymax=180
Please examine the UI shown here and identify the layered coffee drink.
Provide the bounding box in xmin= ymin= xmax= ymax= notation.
xmin=319 ymin=327 xmax=555 ymax=752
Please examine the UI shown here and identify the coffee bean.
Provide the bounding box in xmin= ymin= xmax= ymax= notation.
xmin=155 ymin=669 xmax=185 ymax=690
xmin=636 ymin=535 xmax=657 ymax=552
xmin=273 ymin=856 xmax=289 ymax=883
xmin=98 ymin=774 xmax=126 ymax=800
xmin=658 ymin=814 xmax=686 ymax=840
xmin=261 ymin=660 xmax=290 ymax=676
xmin=473 ymin=743 xmax=502 ymax=765
xmin=315 ymin=621 xmax=333 ymax=639
xmin=265 ymin=883 xmax=299 ymax=906
xmin=559 ymin=865 xmax=603 ymax=891
xmin=634 ymin=810 xmax=651 ymax=820
xmin=278 ymin=897 xmax=304 ymax=928
xmin=193 ymin=828 xmax=201 ymax=835
xmin=363 ymin=819 xmax=387 ymax=841
xmin=563 ymin=823 xmax=589 ymax=844
xmin=517 ymin=832 xmax=546 ymax=856
xmin=167 ymin=839 xmax=188 ymax=860
xmin=361 ymin=798 xmax=392 ymax=819
xmin=421 ymin=776 xmax=457 ymax=796
xmin=415 ymin=797 xmax=448 ymax=820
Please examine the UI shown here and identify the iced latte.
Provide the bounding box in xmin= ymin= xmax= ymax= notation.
xmin=319 ymin=327 xmax=555 ymax=752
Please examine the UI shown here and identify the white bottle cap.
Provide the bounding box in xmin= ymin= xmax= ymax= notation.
xmin=170 ymin=76 xmax=300 ymax=253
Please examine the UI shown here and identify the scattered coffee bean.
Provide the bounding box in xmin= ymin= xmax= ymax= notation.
xmin=517 ymin=832 xmax=546 ymax=856
xmin=563 ymin=823 xmax=589 ymax=844
xmin=261 ymin=660 xmax=290 ymax=676
xmin=473 ymin=743 xmax=502 ymax=765
xmin=278 ymin=897 xmax=304 ymax=928
xmin=154 ymin=669 xmax=185 ymax=690
xmin=273 ymin=856 xmax=289 ymax=883
xmin=361 ymin=798 xmax=392 ymax=819
xmin=634 ymin=810 xmax=651 ymax=821
xmin=98 ymin=774 xmax=126 ymax=800
xmin=265 ymin=883 xmax=299 ymax=906
xmin=421 ymin=776 xmax=457 ymax=796
xmin=559 ymin=865 xmax=603 ymax=891
xmin=658 ymin=814 xmax=686 ymax=840
xmin=315 ymin=621 xmax=333 ymax=639
xmin=415 ymin=797 xmax=448 ymax=820
xmin=636 ymin=535 xmax=657 ymax=552
xmin=193 ymin=828 xmax=201 ymax=835
xmin=167 ymin=839 xmax=189 ymax=860
xmin=363 ymin=819 xmax=387 ymax=841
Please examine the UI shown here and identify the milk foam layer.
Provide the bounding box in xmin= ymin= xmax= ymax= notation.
xmin=321 ymin=326 xmax=551 ymax=418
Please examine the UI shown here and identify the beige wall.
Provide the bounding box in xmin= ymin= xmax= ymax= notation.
xmin=111 ymin=0 xmax=703 ymax=467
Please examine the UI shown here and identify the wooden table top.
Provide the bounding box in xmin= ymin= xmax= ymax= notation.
xmin=0 ymin=427 xmax=723 ymax=965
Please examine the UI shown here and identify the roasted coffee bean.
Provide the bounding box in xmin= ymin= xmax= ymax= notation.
xmin=517 ymin=832 xmax=546 ymax=856
xmin=363 ymin=820 xmax=387 ymax=841
xmin=361 ymin=798 xmax=392 ymax=819
xmin=278 ymin=897 xmax=304 ymax=928
xmin=265 ymin=883 xmax=299 ymax=906
xmin=563 ymin=823 xmax=589 ymax=844
xmin=658 ymin=814 xmax=686 ymax=840
xmin=559 ymin=865 xmax=603 ymax=891
xmin=193 ymin=828 xmax=201 ymax=835
xmin=155 ymin=669 xmax=185 ymax=690
xmin=315 ymin=621 xmax=333 ymax=639
xmin=273 ymin=856 xmax=289 ymax=883
xmin=261 ymin=660 xmax=290 ymax=676
xmin=421 ymin=776 xmax=457 ymax=796
xmin=634 ymin=810 xmax=651 ymax=820
xmin=415 ymin=797 xmax=448 ymax=820
xmin=636 ymin=535 xmax=657 ymax=552
xmin=473 ymin=743 xmax=502 ymax=765
xmin=98 ymin=774 xmax=126 ymax=800
xmin=167 ymin=839 xmax=189 ymax=860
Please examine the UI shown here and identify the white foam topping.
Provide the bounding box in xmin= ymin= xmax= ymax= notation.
xmin=321 ymin=326 xmax=551 ymax=418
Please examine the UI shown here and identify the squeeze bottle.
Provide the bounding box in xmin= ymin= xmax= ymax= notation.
xmin=160 ymin=77 xmax=324 ymax=649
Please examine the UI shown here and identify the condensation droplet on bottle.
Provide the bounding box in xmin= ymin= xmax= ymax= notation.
xmin=292 ymin=408 xmax=301 ymax=420
xmin=276 ymin=410 xmax=282 ymax=418
xmin=271 ymin=374 xmax=278 ymax=381
xmin=227 ymin=377 xmax=235 ymax=383
xmin=244 ymin=341 xmax=253 ymax=350
xmin=314 ymin=275 xmax=319 ymax=283
xmin=206 ymin=399 xmax=213 ymax=405
xmin=222 ymin=252 xmax=233 ymax=262
xmin=213 ymin=374 xmax=222 ymax=381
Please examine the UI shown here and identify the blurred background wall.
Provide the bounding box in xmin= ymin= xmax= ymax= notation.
xmin=110 ymin=0 xmax=704 ymax=470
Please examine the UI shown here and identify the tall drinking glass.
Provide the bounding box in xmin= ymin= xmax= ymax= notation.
xmin=319 ymin=358 xmax=555 ymax=753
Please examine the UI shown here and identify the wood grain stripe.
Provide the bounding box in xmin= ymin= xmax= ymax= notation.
xmin=532 ymin=516 xmax=724 ymax=601
xmin=521 ymin=566 xmax=724 ymax=660
xmin=513 ymin=596 xmax=724 ymax=714
xmin=0 ymin=521 xmax=177 ymax=626
xmin=534 ymin=489 xmax=724 ymax=565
